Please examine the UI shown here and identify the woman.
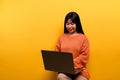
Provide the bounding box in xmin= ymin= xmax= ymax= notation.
xmin=55 ymin=12 xmax=90 ymax=80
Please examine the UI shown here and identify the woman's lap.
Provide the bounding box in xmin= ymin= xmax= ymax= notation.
xmin=57 ymin=73 xmax=88 ymax=80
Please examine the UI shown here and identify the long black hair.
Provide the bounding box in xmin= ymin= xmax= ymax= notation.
xmin=64 ymin=12 xmax=84 ymax=34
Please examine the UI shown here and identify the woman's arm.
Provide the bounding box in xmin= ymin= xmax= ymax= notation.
xmin=74 ymin=36 xmax=90 ymax=69
xmin=55 ymin=37 xmax=61 ymax=52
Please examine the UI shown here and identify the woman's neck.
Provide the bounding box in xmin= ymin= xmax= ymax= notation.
xmin=67 ymin=32 xmax=79 ymax=36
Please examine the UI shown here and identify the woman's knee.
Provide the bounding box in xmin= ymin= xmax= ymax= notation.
xmin=57 ymin=73 xmax=72 ymax=80
xmin=75 ymin=75 xmax=88 ymax=80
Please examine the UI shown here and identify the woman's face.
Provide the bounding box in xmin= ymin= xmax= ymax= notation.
xmin=66 ymin=19 xmax=77 ymax=34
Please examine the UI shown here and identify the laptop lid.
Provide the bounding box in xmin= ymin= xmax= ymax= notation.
xmin=41 ymin=50 xmax=76 ymax=74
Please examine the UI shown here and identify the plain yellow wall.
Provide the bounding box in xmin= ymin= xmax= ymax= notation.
xmin=0 ymin=0 xmax=120 ymax=80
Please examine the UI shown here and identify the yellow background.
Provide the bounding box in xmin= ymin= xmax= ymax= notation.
xmin=0 ymin=0 xmax=120 ymax=80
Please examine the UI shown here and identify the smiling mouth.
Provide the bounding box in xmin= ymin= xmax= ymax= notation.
xmin=69 ymin=28 xmax=73 ymax=31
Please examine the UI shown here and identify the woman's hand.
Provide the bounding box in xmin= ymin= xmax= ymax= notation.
xmin=75 ymin=68 xmax=82 ymax=74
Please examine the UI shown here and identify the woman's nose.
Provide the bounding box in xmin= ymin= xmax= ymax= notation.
xmin=68 ymin=24 xmax=72 ymax=27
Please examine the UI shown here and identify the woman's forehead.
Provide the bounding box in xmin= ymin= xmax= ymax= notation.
xmin=66 ymin=19 xmax=73 ymax=23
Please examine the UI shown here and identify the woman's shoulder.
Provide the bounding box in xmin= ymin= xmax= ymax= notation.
xmin=77 ymin=33 xmax=89 ymax=41
xmin=73 ymin=33 xmax=86 ymax=38
xmin=79 ymin=33 xmax=87 ymax=38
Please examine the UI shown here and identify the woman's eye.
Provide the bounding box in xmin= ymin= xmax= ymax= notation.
xmin=66 ymin=23 xmax=69 ymax=25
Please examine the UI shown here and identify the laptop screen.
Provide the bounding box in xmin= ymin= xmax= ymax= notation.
xmin=41 ymin=50 xmax=75 ymax=74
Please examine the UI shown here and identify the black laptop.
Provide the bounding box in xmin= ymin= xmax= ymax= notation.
xmin=41 ymin=50 xmax=81 ymax=74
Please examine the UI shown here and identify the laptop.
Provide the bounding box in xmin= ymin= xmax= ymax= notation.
xmin=41 ymin=50 xmax=81 ymax=74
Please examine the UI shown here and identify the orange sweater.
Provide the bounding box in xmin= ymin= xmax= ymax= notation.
xmin=55 ymin=34 xmax=90 ymax=79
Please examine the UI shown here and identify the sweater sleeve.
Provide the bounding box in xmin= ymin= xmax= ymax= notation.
xmin=74 ymin=36 xmax=89 ymax=69
xmin=55 ymin=37 xmax=61 ymax=52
